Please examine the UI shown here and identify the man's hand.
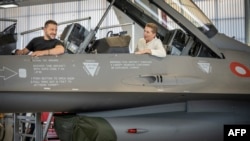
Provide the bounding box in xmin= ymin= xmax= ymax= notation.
xmin=14 ymin=48 xmax=30 ymax=55
xmin=31 ymin=50 xmax=48 ymax=57
xmin=15 ymin=49 xmax=24 ymax=55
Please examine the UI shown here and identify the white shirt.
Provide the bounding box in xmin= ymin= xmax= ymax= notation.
xmin=135 ymin=38 xmax=166 ymax=57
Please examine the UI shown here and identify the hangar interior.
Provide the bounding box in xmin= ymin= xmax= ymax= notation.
xmin=0 ymin=0 xmax=250 ymax=141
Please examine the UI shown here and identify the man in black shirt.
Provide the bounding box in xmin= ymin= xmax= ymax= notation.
xmin=15 ymin=20 xmax=65 ymax=56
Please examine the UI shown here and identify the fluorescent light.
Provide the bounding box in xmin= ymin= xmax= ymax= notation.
xmin=0 ymin=2 xmax=18 ymax=8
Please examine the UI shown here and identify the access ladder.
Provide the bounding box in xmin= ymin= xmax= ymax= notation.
xmin=13 ymin=112 xmax=54 ymax=141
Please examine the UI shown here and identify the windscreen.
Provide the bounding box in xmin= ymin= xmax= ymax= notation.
xmin=134 ymin=0 xmax=217 ymax=37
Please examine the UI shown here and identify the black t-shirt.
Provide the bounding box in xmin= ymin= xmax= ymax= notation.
xmin=26 ymin=36 xmax=63 ymax=51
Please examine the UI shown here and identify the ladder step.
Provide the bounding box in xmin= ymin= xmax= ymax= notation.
xmin=19 ymin=133 xmax=35 ymax=138
xmin=19 ymin=120 xmax=36 ymax=124
xmin=17 ymin=115 xmax=35 ymax=120
xmin=14 ymin=112 xmax=54 ymax=141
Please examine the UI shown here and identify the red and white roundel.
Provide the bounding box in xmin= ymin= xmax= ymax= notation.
xmin=230 ymin=62 xmax=250 ymax=77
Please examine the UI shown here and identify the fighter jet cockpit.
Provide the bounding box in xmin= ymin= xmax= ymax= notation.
xmin=58 ymin=0 xmax=223 ymax=59
xmin=149 ymin=0 xmax=221 ymax=58
xmin=60 ymin=22 xmax=131 ymax=54
xmin=88 ymin=30 xmax=130 ymax=54
xmin=108 ymin=0 xmax=223 ymax=59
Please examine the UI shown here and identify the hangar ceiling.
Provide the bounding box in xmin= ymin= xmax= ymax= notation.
xmin=0 ymin=0 xmax=86 ymax=7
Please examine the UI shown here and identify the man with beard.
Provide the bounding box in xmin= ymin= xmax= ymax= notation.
xmin=15 ymin=20 xmax=65 ymax=56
